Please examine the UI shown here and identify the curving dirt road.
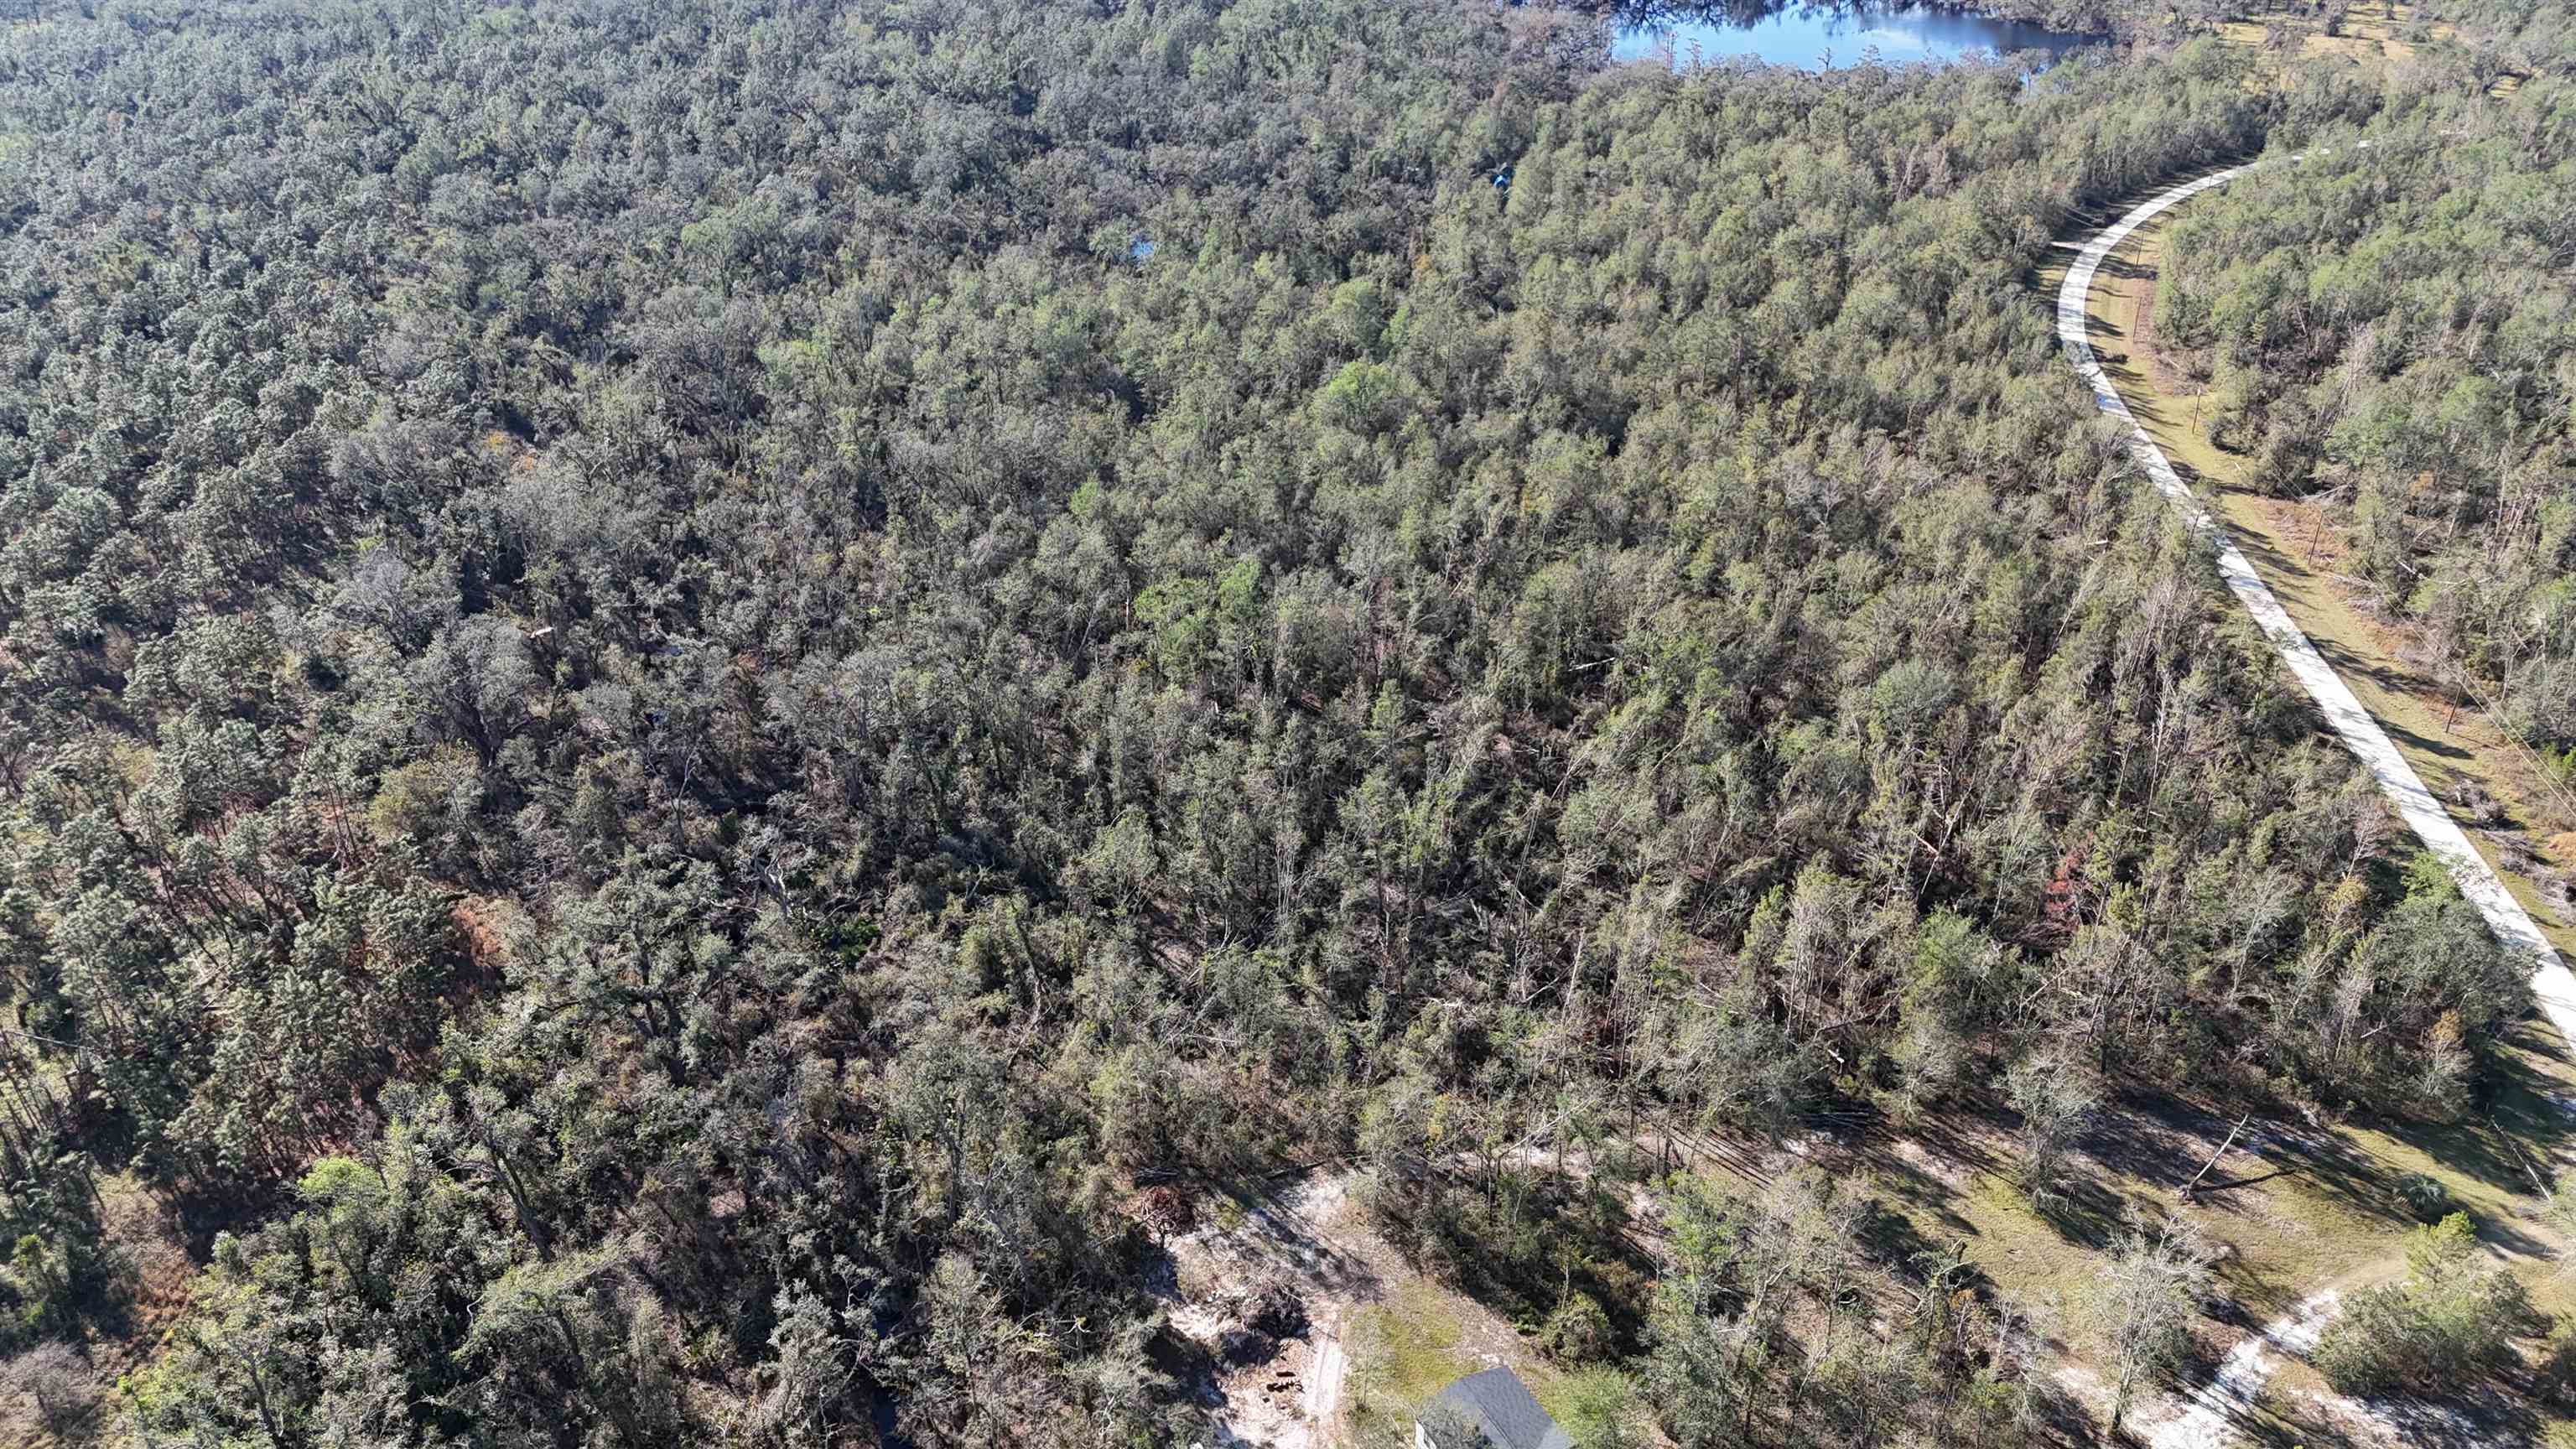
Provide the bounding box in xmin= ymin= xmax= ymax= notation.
xmin=2056 ymin=159 xmax=2576 ymax=1051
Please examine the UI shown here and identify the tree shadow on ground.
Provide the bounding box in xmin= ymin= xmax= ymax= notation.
xmin=2033 ymin=1171 xmax=2153 ymax=1251
xmin=1381 ymin=1161 xmax=1661 ymax=1356
xmin=2362 ymin=1108 xmax=2554 ymax=1227
xmin=1903 ymin=1104 xmax=2005 ymax=1179
xmin=1185 ymin=1170 xmax=1385 ymax=1304
xmin=2171 ymin=1088 xmax=2562 ymax=1263
xmin=1857 ymin=1191 xmax=1998 ymax=1302
xmin=1850 ymin=1139 xmax=1979 ymax=1239
xmin=2094 ymin=251 xmax=2156 ymax=283
xmin=2236 ymin=1373 xmax=2542 ymax=1449
xmin=2085 ymin=1092 xmax=2242 ymax=1192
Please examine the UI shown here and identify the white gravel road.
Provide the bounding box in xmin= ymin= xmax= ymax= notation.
xmin=2055 ymin=157 xmax=2576 ymax=1051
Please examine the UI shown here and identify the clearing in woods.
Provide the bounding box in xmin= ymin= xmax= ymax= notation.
xmin=2215 ymin=2 xmax=2426 ymax=65
xmin=1153 ymin=1170 xmax=1568 ymax=1449
xmin=2208 ymin=2 xmax=2518 ymax=92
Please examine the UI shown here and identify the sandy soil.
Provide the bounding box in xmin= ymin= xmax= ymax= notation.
xmin=1159 ymin=1171 xmax=1368 ymax=1449
xmin=2144 ymin=1290 xmax=2342 ymax=1449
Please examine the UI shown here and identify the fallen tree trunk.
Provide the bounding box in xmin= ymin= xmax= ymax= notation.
xmin=2179 ymin=1112 xmax=2250 ymax=1203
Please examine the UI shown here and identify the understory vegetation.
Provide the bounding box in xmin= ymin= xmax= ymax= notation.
xmin=2314 ymin=1212 xmax=2537 ymax=1395
xmin=0 ymin=0 xmax=2555 ymax=1444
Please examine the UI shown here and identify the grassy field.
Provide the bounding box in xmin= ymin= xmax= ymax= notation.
xmin=2205 ymin=1 xmax=2521 ymax=93
xmin=1343 ymin=1280 xmax=1491 ymax=1445
xmin=2213 ymin=1 xmax=2429 ymax=65
xmin=1828 ymin=1036 xmax=2576 ymax=1439
xmin=1628 ymin=1052 xmax=2576 ymax=1441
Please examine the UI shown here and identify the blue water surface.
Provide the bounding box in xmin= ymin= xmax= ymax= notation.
xmin=1613 ymin=3 xmax=2100 ymax=69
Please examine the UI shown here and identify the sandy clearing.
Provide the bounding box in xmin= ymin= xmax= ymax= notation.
xmin=1301 ymin=1312 xmax=1347 ymax=1442
xmin=2142 ymin=1291 xmax=2340 ymax=1449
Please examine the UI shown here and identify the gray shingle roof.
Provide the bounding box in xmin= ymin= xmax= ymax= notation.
xmin=1425 ymin=1368 xmax=1572 ymax=1449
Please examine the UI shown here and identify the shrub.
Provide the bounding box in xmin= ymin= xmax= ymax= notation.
xmin=2003 ymin=1052 xmax=2101 ymax=1206
xmin=2537 ymin=1317 xmax=2576 ymax=1407
xmin=2312 ymin=1281 xmax=2426 ymax=1395
xmin=2313 ymin=1214 xmax=2534 ymax=1395
xmin=1552 ymin=1367 xmax=1645 ymax=1449
xmin=1540 ymin=1291 xmax=1614 ymax=1363
xmin=0 ymin=1344 xmax=90 ymax=1439
xmin=2388 ymin=1171 xmax=2450 ymax=1223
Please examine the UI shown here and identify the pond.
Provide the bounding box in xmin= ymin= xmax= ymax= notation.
xmin=1611 ymin=3 xmax=2102 ymax=70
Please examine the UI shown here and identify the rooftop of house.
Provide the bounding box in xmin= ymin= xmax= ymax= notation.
xmin=1420 ymin=1368 xmax=1571 ymax=1449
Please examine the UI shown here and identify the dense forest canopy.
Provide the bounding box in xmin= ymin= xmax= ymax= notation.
xmin=0 ymin=0 xmax=2556 ymax=1444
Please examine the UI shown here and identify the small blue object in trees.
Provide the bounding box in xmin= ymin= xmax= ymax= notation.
xmin=1129 ymin=236 xmax=1156 ymax=261
xmin=1491 ymin=166 xmax=1512 ymax=190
